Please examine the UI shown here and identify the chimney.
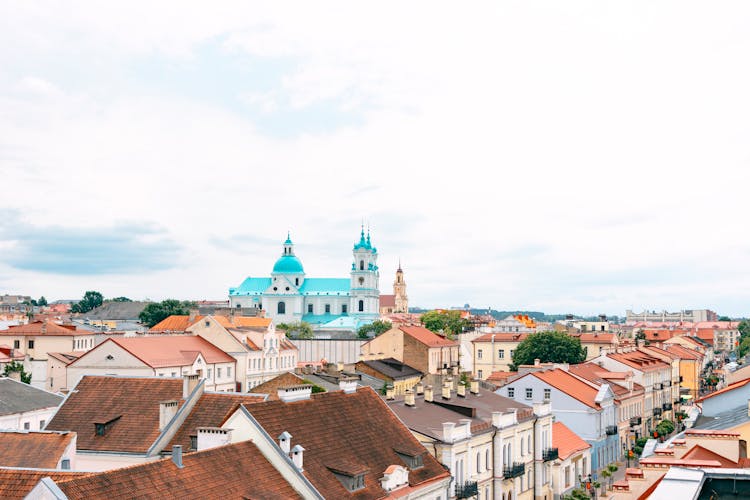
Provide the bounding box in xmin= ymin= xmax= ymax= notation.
xmin=278 ymin=431 xmax=292 ymax=454
xmin=386 ymin=385 xmax=395 ymax=400
xmin=278 ymin=385 xmax=313 ymax=403
xmin=534 ymin=358 xmax=540 ymax=366
xmin=457 ymin=382 xmax=466 ymax=397
xmin=339 ymin=377 xmax=358 ymax=394
xmin=183 ymin=374 xmax=201 ymax=398
xmin=291 ymin=444 xmax=305 ymax=471
xmin=172 ymin=445 xmax=184 ymax=468
xmin=424 ymin=385 xmax=434 ymax=402
xmin=470 ymin=379 xmax=479 ymax=394
xmin=492 ymin=411 xmax=502 ymax=428
xmin=159 ymin=400 xmax=180 ymax=430
xmin=196 ymin=427 xmax=233 ymax=451
xmin=188 ymin=308 xmax=198 ymax=323
xmin=416 ymin=382 xmax=424 ymax=395
xmin=442 ymin=422 xmax=455 ymax=442
xmin=442 ymin=383 xmax=451 ymax=400
xmin=405 ymin=389 xmax=415 ymax=407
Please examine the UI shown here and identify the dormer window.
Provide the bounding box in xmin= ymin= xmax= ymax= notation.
xmin=189 ymin=435 xmax=197 ymax=450
xmin=395 ymin=450 xmax=424 ymax=469
xmin=94 ymin=416 xmax=121 ymax=436
xmin=327 ymin=463 xmax=369 ymax=492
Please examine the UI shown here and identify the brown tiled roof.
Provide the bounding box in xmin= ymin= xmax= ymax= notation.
xmin=47 ymin=351 xmax=80 ymax=365
xmin=567 ymin=363 xmax=638 ymax=398
xmin=249 ymin=372 xmax=309 ymax=399
xmin=553 ymin=422 xmax=591 ymax=460
xmin=55 ymin=440 xmax=302 ymax=499
xmin=379 ymin=295 xmax=396 ymax=307
xmin=46 ymin=376 xmax=184 ymax=453
xmin=473 ymin=333 xmax=530 ymax=343
xmin=0 ymin=469 xmax=85 ymax=500
xmin=149 ymin=315 xmax=204 ymax=332
xmin=529 ymin=369 xmax=603 ymax=408
xmin=0 ymin=321 xmax=93 ymax=336
xmin=575 ymin=333 xmax=618 ymax=344
xmin=0 ymin=431 xmax=74 ymax=468
xmin=486 ymin=371 xmax=518 ymax=382
xmin=607 ymin=351 xmax=670 ymax=372
xmin=168 ymin=393 xmax=266 ymax=451
xmin=105 ymin=336 xmax=235 ymax=367
xmin=681 ymin=444 xmax=738 ymax=467
xmin=663 ymin=344 xmax=702 ymax=360
xmin=400 ymin=326 xmax=458 ymax=347
xmin=245 ymin=386 xmax=449 ymax=499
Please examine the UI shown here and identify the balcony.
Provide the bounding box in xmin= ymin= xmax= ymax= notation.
xmin=606 ymin=425 xmax=618 ymax=436
xmin=663 ymin=402 xmax=673 ymax=411
xmin=630 ymin=416 xmax=642 ymax=427
xmin=653 ymin=407 xmax=663 ymax=417
xmin=503 ymin=462 xmax=526 ymax=479
xmin=455 ymin=481 xmax=479 ymax=499
xmin=543 ymin=447 xmax=559 ymax=461
xmin=674 ymin=398 xmax=682 ymax=405
xmin=653 ymin=383 xmax=663 ymax=390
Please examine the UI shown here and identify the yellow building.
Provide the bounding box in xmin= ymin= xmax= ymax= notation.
xmin=471 ymin=333 xmax=530 ymax=379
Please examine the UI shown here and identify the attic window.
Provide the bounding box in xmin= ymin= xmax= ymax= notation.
xmin=205 ymin=320 xmax=210 ymax=327
xmin=331 ymin=472 xmax=366 ymax=492
xmin=395 ymin=450 xmax=424 ymax=470
xmin=94 ymin=416 xmax=121 ymax=436
xmin=189 ymin=435 xmax=197 ymax=450
xmin=105 ymin=355 xmax=114 ymax=360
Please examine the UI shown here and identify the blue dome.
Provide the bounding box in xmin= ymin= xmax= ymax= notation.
xmin=272 ymin=255 xmax=305 ymax=274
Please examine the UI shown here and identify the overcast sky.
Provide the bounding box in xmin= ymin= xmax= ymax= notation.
xmin=1 ymin=2 xmax=749 ymax=316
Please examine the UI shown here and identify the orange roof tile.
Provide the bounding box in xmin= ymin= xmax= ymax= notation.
xmin=249 ymin=372 xmax=309 ymax=399
xmin=47 ymin=352 xmax=80 ymax=365
xmin=380 ymin=295 xmax=396 ymax=307
xmin=0 ymin=431 xmax=74 ymax=468
xmin=684 ymin=429 xmax=741 ymax=437
xmin=607 ymin=351 xmax=670 ymax=372
xmin=149 ymin=315 xmax=204 ymax=332
xmin=0 ymin=321 xmax=93 ymax=336
xmin=473 ymin=332 xmax=531 ymax=343
xmin=0 ymin=469 xmax=85 ymax=500
xmin=213 ymin=315 xmax=271 ymax=329
xmin=528 ymin=369 xmax=603 ymax=408
xmin=486 ymin=371 xmax=518 ymax=382
xmin=663 ymin=344 xmax=702 ymax=360
xmin=105 ymin=336 xmax=235 ymax=368
xmin=576 ymin=333 xmax=618 ymax=344
xmin=638 ymin=457 xmax=723 ymax=467
xmin=695 ymin=378 xmax=750 ymax=403
xmin=681 ymin=444 xmax=738 ymax=467
xmin=553 ymin=422 xmax=591 ymax=460
xmin=400 ymin=326 xmax=458 ymax=347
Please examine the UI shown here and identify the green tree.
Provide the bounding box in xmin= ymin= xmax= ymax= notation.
xmin=656 ymin=419 xmax=675 ymax=436
xmin=739 ymin=320 xmax=750 ymax=339
xmin=302 ymin=379 xmax=326 ymax=393
xmin=138 ymin=299 xmax=193 ymax=328
xmin=277 ymin=321 xmax=314 ymax=339
xmin=37 ymin=296 xmax=48 ymax=307
xmin=357 ymin=320 xmax=392 ymax=339
xmin=420 ymin=310 xmax=470 ymax=338
xmin=740 ymin=336 xmax=750 ymax=358
xmin=109 ymin=297 xmax=132 ymax=302
xmin=71 ymin=291 xmax=104 ymax=314
xmin=509 ymin=331 xmax=587 ymax=370
xmin=719 ymin=316 xmax=732 ymax=321
xmin=3 ymin=360 xmax=31 ymax=384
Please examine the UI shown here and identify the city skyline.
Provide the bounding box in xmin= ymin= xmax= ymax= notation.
xmin=2 ymin=2 xmax=750 ymax=315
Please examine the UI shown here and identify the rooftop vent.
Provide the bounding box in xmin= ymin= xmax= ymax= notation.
xmin=196 ymin=427 xmax=232 ymax=451
xmin=278 ymin=384 xmax=313 ymax=403
xmin=278 ymin=431 xmax=292 ymax=454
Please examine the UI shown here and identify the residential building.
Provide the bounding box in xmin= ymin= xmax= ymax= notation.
xmin=228 ymin=230 xmax=381 ymax=331
xmin=46 ymin=352 xmax=79 ymax=393
xmin=379 ymin=263 xmax=408 ymax=314
xmin=0 ymin=377 xmax=63 ymax=431
xmin=574 ymin=332 xmax=619 ymax=360
xmin=664 ymin=335 xmax=714 ymax=370
xmin=625 ymin=309 xmax=718 ymax=323
xmin=292 ymin=337 xmax=365 ymax=365
xmin=355 ymin=358 xmax=422 ymax=395
xmin=249 ymin=371 xmax=310 ymax=399
xmin=387 ymin=380 xmax=554 ymax=500
xmin=360 ymin=325 xmax=459 ymax=375
xmin=550 ymin=421 xmax=592 ymax=499
xmin=74 ymin=300 xmax=149 ymax=332
xmin=660 ymin=343 xmax=704 ymax=401
xmin=0 ymin=430 xmax=76 ymax=469
xmin=0 ymin=321 xmax=96 ymax=389
xmin=638 ymin=345 xmax=683 ymax=420
xmin=499 ymin=368 xmax=619 ymax=474
xmin=65 ymin=336 xmax=238 ymax=391
xmin=472 ymin=333 xmax=530 ymax=379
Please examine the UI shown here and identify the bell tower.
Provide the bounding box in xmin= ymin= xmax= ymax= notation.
xmin=393 ymin=261 xmax=408 ymax=313
xmin=350 ymin=226 xmax=379 ymax=320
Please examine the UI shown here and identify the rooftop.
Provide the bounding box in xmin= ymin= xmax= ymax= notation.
xmin=357 ymin=358 xmax=423 ymax=380
xmin=400 ymin=326 xmax=458 ymax=347
xmin=0 ymin=378 xmax=63 ymax=416
xmin=0 ymin=469 xmax=85 ymax=500
xmin=522 ymin=368 xmax=606 ymax=409
xmin=0 ymin=320 xmax=93 ymax=336
xmin=0 ymin=430 xmax=74 ymax=468
xmin=695 ymin=377 xmax=750 ymax=403
xmin=102 ymin=336 xmax=236 ymax=368
xmin=607 ymin=351 xmax=670 ymax=372
xmin=553 ymin=421 xmax=591 ymax=460
xmin=249 ymin=372 xmax=309 ymax=399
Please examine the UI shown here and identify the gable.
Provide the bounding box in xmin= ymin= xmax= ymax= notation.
xmin=68 ymin=339 xmax=150 ymax=369
xmin=265 ymin=275 xmax=301 ymax=295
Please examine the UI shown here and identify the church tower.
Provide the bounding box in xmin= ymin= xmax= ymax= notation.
xmin=393 ymin=262 xmax=408 ymax=313
xmin=350 ymin=226 xmax=379 ymax=321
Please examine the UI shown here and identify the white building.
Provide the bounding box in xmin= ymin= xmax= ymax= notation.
xmin=0 ymin=377 xmax=63 ymax=431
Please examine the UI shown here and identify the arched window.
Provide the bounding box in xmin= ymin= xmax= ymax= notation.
xmin=476 ymin=452 xmax=481 ymax=473
xmin=359 ymin=260 xmax=364 ymax=270
xmin=358 ymin=300 xmax=364 ymax=312
xmin=277 ymin=302 xmax=286 ymax=314
xmin=295 ymin=278 xmax=299 ymax=286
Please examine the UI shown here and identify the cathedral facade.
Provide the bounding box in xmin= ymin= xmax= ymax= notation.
xmin=229 ymin=229 xmax=380 ymax=330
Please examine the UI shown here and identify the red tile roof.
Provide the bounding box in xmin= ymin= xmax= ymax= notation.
xmin=0 ymin=321 xmax=93 ymax=336
xmin=607 ymin=351 xmax=670 ymax=372
xmin=149 ymin=315 xmax=205 ymax=332
xmin=168 ymin=393 xmax=265 ymax=451
xmin=473 ymin=333 xmax=530 ymax=343
xmin=695 ymin=378 xmax=750 ymax=403
xmin=527 ymin=369 xmax=603 ymax=409
xmin=486 ymin=371 xmax=518 ymax=382
xmin=104 ymin=336 xmax=235 ymax=368
xmin=150 ymin=314 xmax=271 ymax=333
xmin=400 ymin=326 xmax=458 ymax=347
xmin=249 ymin=372 xmax=311 ymax=399
xmin=47 ymin=351 xmax=80 ymax=365
xmin=0 ymin=469 xmax=85 ymax=500
xmin=0 ymin=431 xmax=74 ymax=468
xmin=575 ymin=333 xmax=618 ymax=344
xmin=55 ymin=440 xmax=302 ymax=499
xmin=553 ymin=422 xmax=591 ymax=460
xmin=663 ymin=344 xmax=702 ymax=360
xmin=684 ymin=429 xmax=741 ymax=437
xmin=213 ymin=316 xmax=272 ymax=329
xmin=681 ymin=444 xmax=738 ymax=467
xmin=245 ymin=386 xmax=449 ymax=499
xmin=45 ymin=376 xmax=185 ymax=453
xmin=380 ymin=295 xmax=396 ymax=307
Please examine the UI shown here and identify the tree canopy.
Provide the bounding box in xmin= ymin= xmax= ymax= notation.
xmin=70 ymin=291 xmax=104 ymax=314
xmin=277 ymin=321 xmax=314 ymax=339
xmin=110 ymin=296 xmax=132 ymax=302
xmin=357 ymin=320 xmax=392 ymax=339
xmin=420 ymin=310 xmax=471 ymax=338
xmin=138 ymin=299 xmax=194 ymax=328
xmin=3 ymin=360 xmax=31 ymax=384
xmin=510 ymin=331 xmax=587 ymax=370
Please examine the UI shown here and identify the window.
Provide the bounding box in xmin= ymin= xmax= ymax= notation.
xmin=28 ymin=340 xmax=34 ymax=349
xmin=476 ymin=452 xmax=481 ymax=473
xmin=498 ymin=349 xmax=505 ymax=359
xmin=207 ymin=368 xmax=212 ymax=378
xmin=13 ymin=340 xmax=19 ymax=349
xmin=360 ymin=260 xmax=364 ymax=270
xmin=295 ymin=278 xmax=299 ymax=286
xmin=277 ymin=301 xmax=286 ymax=314
xmin=525 ymin=388 xmax=533 ymax=399
xmin=477 ymin=349 xmax=483 ymax=359
xmin=325 ymin=304 xmax=331 ymax=313
xmin=544 ymin=388 xmax=551 ymax=401
xmin=508 ymin=387 xmax=515 ymax=398
xmin=189 ymin=435 xmax=197 ymax=450
xmin=24 ymin=422 xmax=30 ymax=430
xmin=342 ymin=304 xmax=348 ymax=314
xmin=227 ymin=366 xmax=232 ymax=378
xmin=217 ymin=368 xmax=222 ymax=379
xmin=171 ymin=372 xmax=176 ymax=377
xmin=308 ymin=304 xmax=313 ymax=313
xmin=564 ymin=466 xmax=571 ymax=487
xmin=358 ymin=277 xmax=364 ymax=285
xmin=39 ymin=420 xmax=45 ymax=429
xmin=358 ymin=300 xmax=364 ymax=312
xmin=486 ymin=449 xmax=490 ymax=471
xmin=510 ymin=349 xmax=514 ymax=358
xmin=61 ymin=459 xmax=70 ymax=470
xmin=478 ymin=370 xmax=483 ymax=379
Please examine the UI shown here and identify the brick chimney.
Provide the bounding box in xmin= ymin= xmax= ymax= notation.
xmin=183 ymin=374 xmax=201 ymax=398
xmin=424 ymin=385 xmax=434 ymax=403
xmin=196 ymin=427 xmax=233 ymax=451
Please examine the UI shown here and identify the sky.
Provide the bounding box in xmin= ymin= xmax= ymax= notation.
xmin=1 ymin=1 xmax=750 ymax=316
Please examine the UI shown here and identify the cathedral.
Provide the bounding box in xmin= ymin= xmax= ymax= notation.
xmin=228 ymin=228 xmax=381 ymax=331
